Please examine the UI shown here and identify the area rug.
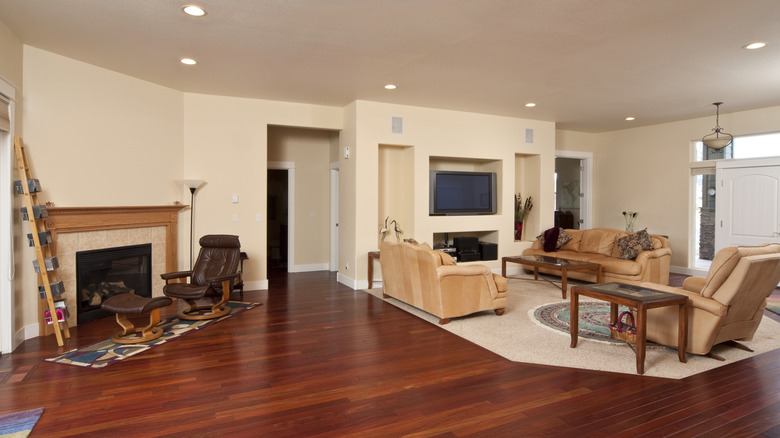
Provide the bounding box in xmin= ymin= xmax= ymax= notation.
xmin=46 ymin=301 xmax=259 ymax=369
xmin=766 ymin=291 xmax=780 ymax=316
xmin=0 ymin=407 xmax=43 ymax=438
xmin=534 ymin=301 xmax=628 ymax=343
xmin=365 ymin=276 xmax=780 ymax=379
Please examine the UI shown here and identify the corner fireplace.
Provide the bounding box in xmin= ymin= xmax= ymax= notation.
xmin=76 ymin=243 xmax=152 ymax=324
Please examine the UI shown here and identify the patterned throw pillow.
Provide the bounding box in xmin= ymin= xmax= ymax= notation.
xmin=537 ymin=227 xmax=572 ymax=252
xmin=616 ymin=229 xmax=655 ymax=260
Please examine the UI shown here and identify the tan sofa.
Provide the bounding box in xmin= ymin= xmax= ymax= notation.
xmin=640 ymin=244 xmax=780 ymax=356
xmin=522 ymin=228 xmax=671 ymax=285
xmin=379 ymin=241 xmax=507 ymax=324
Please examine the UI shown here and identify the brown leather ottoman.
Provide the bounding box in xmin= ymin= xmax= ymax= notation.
xmin=101 ymin=294 xmax=172 ymax=344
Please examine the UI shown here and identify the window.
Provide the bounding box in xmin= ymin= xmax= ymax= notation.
xmin=695 ymin=132 xmax=780 ymax=161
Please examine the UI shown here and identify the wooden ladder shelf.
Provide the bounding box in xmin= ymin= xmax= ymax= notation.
xmin=14 ymin=137 xmax=70 ymax=347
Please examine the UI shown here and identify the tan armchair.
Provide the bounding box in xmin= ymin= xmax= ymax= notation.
xmin=379 ymin=241 xmax=507 ymax=324
xmin=639 ymin=244 xmax=780 ymax=357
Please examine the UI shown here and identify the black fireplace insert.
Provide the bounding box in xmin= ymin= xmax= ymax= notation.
xmin=76 ymin=243 xmax=152 ymax=323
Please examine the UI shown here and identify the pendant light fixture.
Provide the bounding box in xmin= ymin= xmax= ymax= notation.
xmin=702 ymin=102 xmax=733 ymax=150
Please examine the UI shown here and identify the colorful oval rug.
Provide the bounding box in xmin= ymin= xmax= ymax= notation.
xmin=533 ymin=301 xmax=630 ymax=343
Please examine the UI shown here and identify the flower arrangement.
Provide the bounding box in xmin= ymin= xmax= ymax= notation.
xmin=623 ymin=211 xmax=638 ymax=232
xmin=515 ymin=193 xmax=533 ymax=240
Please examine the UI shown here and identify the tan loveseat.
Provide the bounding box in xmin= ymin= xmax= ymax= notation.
xmin=522 ymin=228 xmax=671 ymax=285
xmin=640 ymin=244 xmax=780 ymax=356
xmin=379 ymin=241 xmax=507 ymax=324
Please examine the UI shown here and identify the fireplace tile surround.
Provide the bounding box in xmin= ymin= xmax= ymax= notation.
xmin=41 ymin=205 xmax=185 ymax=331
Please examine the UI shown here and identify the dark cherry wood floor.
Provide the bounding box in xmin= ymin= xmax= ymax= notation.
xmin=2 ymin=271 xmax=780 ymax=437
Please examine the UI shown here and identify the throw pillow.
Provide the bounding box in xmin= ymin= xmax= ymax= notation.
xmin=616 ymin=229 xmax=655 ymax=260
xmin=538 ymin=227 xmax=572 ymax=252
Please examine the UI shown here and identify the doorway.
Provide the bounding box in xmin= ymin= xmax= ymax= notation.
xmin=267 ymin=169 xmax=289 ymax=272
xmin=555 ymin=150 xmax=592 ymax=230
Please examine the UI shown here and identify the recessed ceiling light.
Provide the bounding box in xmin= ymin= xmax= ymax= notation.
xmin=525 ymin=103 xmax=536 ymax=108
xmin=625 ymin=117 xmax=636 ymax=121
xmin=384 ymin=84 xmax=397 ymax=90
xmin=182 ymin=5 xmax=206 ymax=16
xmin=180 ymin=58 xmax=197 ymax=65
xmin=744 ymin=42 xmax=767 ymax=50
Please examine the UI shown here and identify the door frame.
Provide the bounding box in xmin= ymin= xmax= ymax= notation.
xmin=329 ymin=164 xmax=339 ymax=272
xmin=555 ymin=150 xmax=593 ymax=229
xmin=1 ymin=77 xmax=17 ymax=353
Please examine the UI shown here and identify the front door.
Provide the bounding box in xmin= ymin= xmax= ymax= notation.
xmin=715 ymin=163 xmax=780 ymax=251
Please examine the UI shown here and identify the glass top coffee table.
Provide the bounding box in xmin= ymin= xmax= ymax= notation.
xmin=570 ymin=282 xmax=688 ymax=375
xmin=502 ymin=255 xmax=602 ymax=299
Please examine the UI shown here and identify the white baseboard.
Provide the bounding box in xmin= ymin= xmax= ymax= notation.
xmin=14 ymin=323 xmax=39 ymax=350
xmin=243 ymin=280 xmax=268 ymax=291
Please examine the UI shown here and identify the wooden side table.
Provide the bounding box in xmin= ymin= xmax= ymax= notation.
xmin=570 ymin=282 xmax=688 ymax=375
xmin=367 ymin=251 xmax=380 ymax=289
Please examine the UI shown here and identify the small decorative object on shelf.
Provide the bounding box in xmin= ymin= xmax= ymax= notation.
xmin=515 ymin=193 xmax=533 ymax=240
xmin=379 ymin=216 xmax=389 ymax=242
xmin=623 ymin=211 xmax=638 ymax=232
xmin=391 ymin=219 xmax=403 ymax=242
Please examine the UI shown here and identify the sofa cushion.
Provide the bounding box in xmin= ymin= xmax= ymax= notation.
xmin=616 ymin=229 xmax=655 ymax=260
xmin=580 ymin=229 xmax=617 ymax=256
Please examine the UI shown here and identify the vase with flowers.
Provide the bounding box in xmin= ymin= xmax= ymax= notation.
xmin=515 ymin=193 xmax=533 ymax=240
xmin=623 ymin=211 xmax=638 ymax=232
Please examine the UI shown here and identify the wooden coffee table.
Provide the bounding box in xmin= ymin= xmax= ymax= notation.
xmin=502 ymin=255 xmax=602 ymax=299
xmin=570 ymin=282 xmax=688 ymax=375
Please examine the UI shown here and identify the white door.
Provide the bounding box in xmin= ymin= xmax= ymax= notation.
xmin=715 ymin=164 xmax=780 ymax=252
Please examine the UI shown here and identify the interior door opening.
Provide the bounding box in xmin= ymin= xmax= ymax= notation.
xmin=555 ymin=157 xmax=583 ymax=229
xmin=267 ymin=169 xmax=289 ymax=274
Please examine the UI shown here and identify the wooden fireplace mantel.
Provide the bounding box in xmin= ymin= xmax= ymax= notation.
xmin=44 ymin=204 xmax=187 ymax=274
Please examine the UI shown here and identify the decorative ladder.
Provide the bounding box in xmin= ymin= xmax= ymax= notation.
xmin=14 ymin=137 xmax=70 ymax=347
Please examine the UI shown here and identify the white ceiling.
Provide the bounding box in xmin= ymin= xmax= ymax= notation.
xmin=1 ymin=0 xmax=779 ymax=132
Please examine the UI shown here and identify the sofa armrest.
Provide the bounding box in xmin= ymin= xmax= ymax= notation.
xmin=437 ymin=264 xmax=492 ymax=278
xmin=682 ymin=276 xmax=706 ymax=294
xmin=635 ymin=247 xmax=671 ymax=263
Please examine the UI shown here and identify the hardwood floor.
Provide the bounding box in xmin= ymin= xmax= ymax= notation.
xmin=2 ymin=271 xmax=780 ymax=437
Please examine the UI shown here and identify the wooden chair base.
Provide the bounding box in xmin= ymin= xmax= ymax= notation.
xmin=112 ymin=308 xmax=164 ymax=344
xmin=177 ymin=301 xmax=230 ymax=321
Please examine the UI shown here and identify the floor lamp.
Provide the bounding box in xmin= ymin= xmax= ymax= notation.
xmin=183 ymin=179 xmax=205 ymax=270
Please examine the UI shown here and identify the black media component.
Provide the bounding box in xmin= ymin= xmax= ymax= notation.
xmin=479 ymin=242 xmax=498 ymax=261
xmin=454 ymin=237 xmax=480 ymax=262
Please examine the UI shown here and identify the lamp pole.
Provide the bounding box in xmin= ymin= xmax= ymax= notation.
xmin=183 ymin=180 xmax=205 ymax=270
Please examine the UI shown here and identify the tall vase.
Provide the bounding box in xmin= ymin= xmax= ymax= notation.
xmin=514 ymin=221 xmax=523 ymax=241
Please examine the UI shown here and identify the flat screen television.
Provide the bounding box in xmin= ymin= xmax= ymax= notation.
xmin=429 ymin=170 xmax=497 ymax=215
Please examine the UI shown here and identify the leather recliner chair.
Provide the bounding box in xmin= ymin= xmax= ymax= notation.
xmin=162 ymin=234 xmax=242 ymax=320
xmin=639 ymin=244 xmax=780 ymax=357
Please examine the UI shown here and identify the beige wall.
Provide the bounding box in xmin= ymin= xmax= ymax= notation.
xmin=16 ymin=47 xmax=185 ymax=330
xmin=181 ymin=93 xmax=342 ymax=285
xmin=341 ymin=100 xmax=556 ymax=287
xmin=557 ymin=105 xmax=780 ymax=269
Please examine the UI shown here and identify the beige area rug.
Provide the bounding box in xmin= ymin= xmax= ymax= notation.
xmin=365 ymin=275 xmax=780 ymax=379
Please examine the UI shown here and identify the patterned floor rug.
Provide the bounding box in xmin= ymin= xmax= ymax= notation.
xmin=0 ymin=407 xmax=43 ymax=437
xmin=45 ymin=301 xmax=259 ymax=369
xmin=533 ymin=301 xmax=629 ymax=343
